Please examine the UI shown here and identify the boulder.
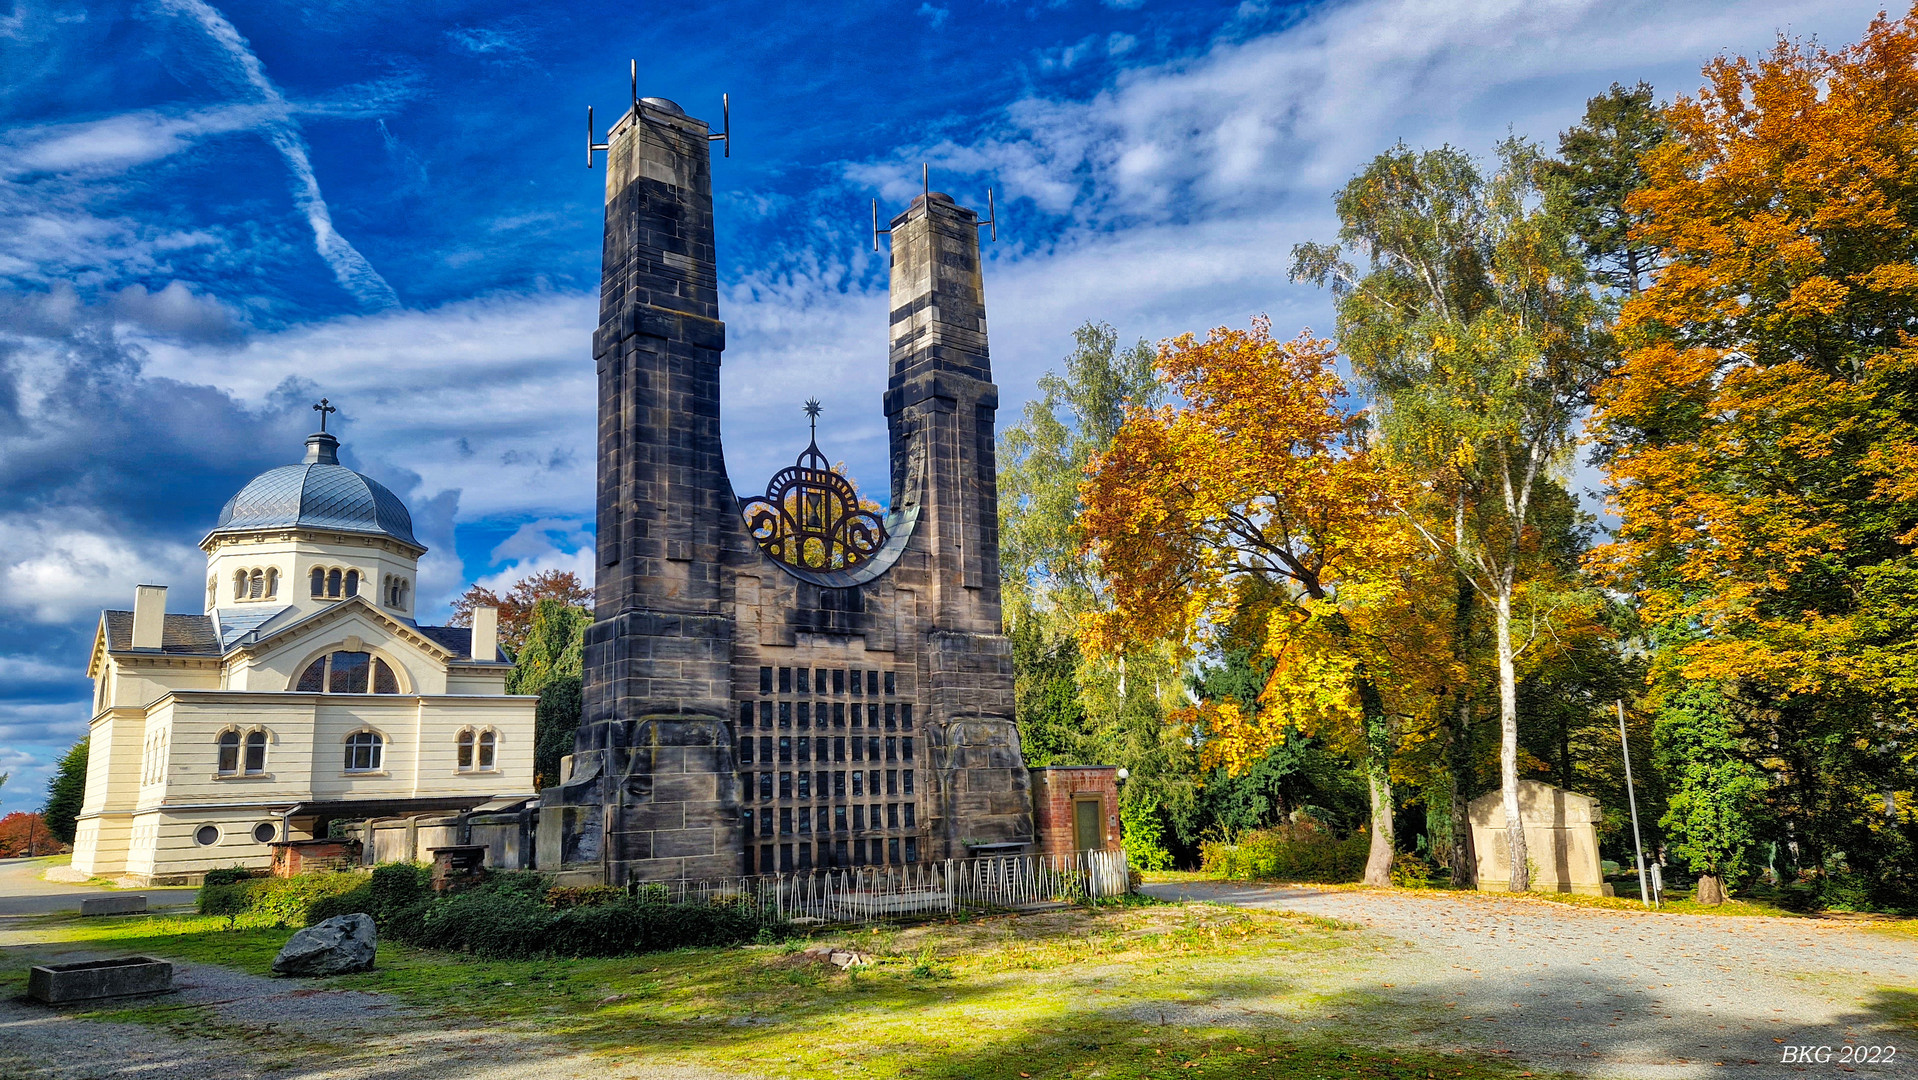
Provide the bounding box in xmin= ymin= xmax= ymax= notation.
xmin=272 ymin=913 xmax=376 ymax=976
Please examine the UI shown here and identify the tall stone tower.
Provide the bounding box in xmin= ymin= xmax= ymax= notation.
xmin=540 ymin=96 xmax=1031 ymax=885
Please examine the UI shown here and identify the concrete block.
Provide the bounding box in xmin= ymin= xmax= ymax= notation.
xmin=79 ymin=894 xmax=147 ymax=917
xmin=28 ymin=957 xmax=172 ymax=1003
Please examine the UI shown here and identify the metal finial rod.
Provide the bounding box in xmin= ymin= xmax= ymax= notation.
xmin=631 ymin=59 xmax=638 ymax=114
xmin=707 ymin=93 xmax=731 ymax=157
xmin=804 ymin=397 xmax=822 ymax=442
xmin=312 ymin=398 xmax=337 ymax=433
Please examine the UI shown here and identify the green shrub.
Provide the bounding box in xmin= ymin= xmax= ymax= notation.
xmin=1199 ymin=824 xmax=1369 ymax=883
xmin=1390 ymin=852 xmax=1434 ymax=889
xmin=196 ymin=872 xmax=367 ymax=926
xmin=202 ymin=866 xmax=260 ymax=887
xmin=305 ymin=883 xmax=375 ymax=925
xmin=545 ymin=884 xmax=625 ymax=910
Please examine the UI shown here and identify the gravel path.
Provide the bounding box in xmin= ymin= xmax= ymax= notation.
xmin=1142 ymin=880 xmax=1918 ymax=1080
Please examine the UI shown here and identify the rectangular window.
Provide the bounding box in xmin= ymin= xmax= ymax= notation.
xmin=797 ymin=771 xmax=811 ymax=799
xmin=870 ymin=670 xmax=881 ymax=695
xmin=740 ymin=701 xmax=753 ymax=727
xmin=817 ymin=771 xmax=829 ymax=799
xmin=759 ymin=736 xmax=773 ymax=764
xmin=848 ymin=668 xmax=861 ymax=696
xmin=779 ymin=772 xmax=792 ymax=799
xmin=778 ymin=736 xmax=792 ymax=763
xmin=868 ymin=703 xmax=880 ymax=727
xmin=833 ymin=702 xmax=845 ymax=727
xmin=834 ymin=770 xmax=846 ymax=797
xmin=902 ymin=737 xmax=914 ymax=761
xmin=780 ymin=844 xmax=794 ymax=872
xmin=852 ymin=770 xmax=864 ymax=797
xmin=833 ymin=669 xmax=845 ymax=695
xmin=833 ymin=737 xmax=845 ymax=762
xmin=886 ymin=736 xmax=898 ymax=762
xmin=761 ymin=808 xmax=774 ymax=836
xmin=797 ymin=701 xmax=810 ymax=728
xmin=779 ymin=701 xmax=792 ymax=728
xmin=903 ymin=770 xmax=914 ymax=795
xmin=796 ymin=667 xmax=809 ymax=694
xmin=868 ymin=736 xmax=881 ymax=761
xmin=903 ymin=803 xmax=916 ymax=828
xmin=739 ymin=736 xmax=753 ymax=764
xmin=797 ymin=842 xmax=812 ymax=871
xmin=901 ymin=704 xmax=913 ymax=730
xmin=759 ymin=772 xmax=773 ymax=799
xmin=330 ymin=651 xmax=371 ymax=694
xmin=851 ymin=737 xmax=863 ymax=762
xmin=759 ymin=701 xmax=772 ymax=729
xmin=780 ymin=807 xmax=793 ymax=835
xmin=887 ymin=803 xmax=900 ymax=829
xmin=835 ymin=839 xmax=849 ymax=866
xmin=888 ymin=837 xmax=901 ymax=865
xmin=818 ymin=806 xmax=831 ymax=834
xmin=742 ymin=808 xmax=754 ymax=837
xmin=797 ymin=803 xmax=811 ymax=832
xmin=884 ymin=670 xmax=896 ymax=696
xmin=853 ymin=805 xmax=866 ymax=829
xmin=744 ymin=847 xmax=756 ymax=875
xmin=797 ymin=735 xmax=811 ymax=763
xmin=779 ymin=666 xmax=792 ymax=693
xmin=834 ymin=805 xmax=847 ymax=832
xmin=905 ymin=836 xmax=918 ymax=863
xmin=869 ymin=769 xmax=881 ymax=795
xmin=244 ymin=734 xmax=266 ymax=773
xmin=761 ymin=844 xmax=773 ymax=871
xmin=885 ymin=703 xmax=897 ymax=730
xmin=760 ymin=666 xmax=773 ymax=694
xmin=816 ymin=668 xmax=829 ymax=693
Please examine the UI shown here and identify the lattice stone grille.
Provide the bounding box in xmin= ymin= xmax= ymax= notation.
xmin=735 ymin=664 xmax=923 ymax=874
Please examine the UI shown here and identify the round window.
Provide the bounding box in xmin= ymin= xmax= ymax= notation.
xmin=194 ymin=824 xmax=221 ymax=846
xmin=252 ymin=822 xmax=277 ymax=844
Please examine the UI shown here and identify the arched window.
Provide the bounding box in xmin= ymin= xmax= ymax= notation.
xmin=248 ymin=569 xmax=264 ymax=599
xmin=265 ymin=568 xmax=279 ymax=599
xmin=327 ymin=569 xmax=342 ymax=598
xmin=478 ymin=730 xmax=496 ymax=770
xmin=244 ymin=730 xmax=267 ymax=773
xmin=311 ymin=567 xmax=326 ymax=597
xmin=344 ymin=569 xmax=360 ymax=597
xmin=457 ymin=729 xmax=474 ymax=770
xmin=217 ymin=730 xmax=240 ymax=775
xmin=344 ymin=731 xmax=383 ymax=772
xmin=295 ymin=653 xmax=402 ymax=695
xmin=233 ymin=570 xmax=247 ymax=600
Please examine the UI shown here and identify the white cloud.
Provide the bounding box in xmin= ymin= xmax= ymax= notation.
xmin=0 ymin=518 xmax=205 ymax=623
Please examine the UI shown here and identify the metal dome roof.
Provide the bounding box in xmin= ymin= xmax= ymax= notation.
xmin=204 ymin=432 xmax=422 ymax=551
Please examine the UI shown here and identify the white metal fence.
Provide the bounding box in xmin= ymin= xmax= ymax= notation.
xmin=629 ymin=849 xmax=1130 ymax=924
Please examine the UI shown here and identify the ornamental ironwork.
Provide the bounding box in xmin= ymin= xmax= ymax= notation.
xmin=742 ymin=400 xmax=888 ymax=573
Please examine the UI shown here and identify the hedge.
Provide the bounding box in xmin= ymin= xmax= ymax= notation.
xmin=1199 ymin=827 xmax=1370 ymax=883
xmin=205 ymin=863 xmax=786 ymax=958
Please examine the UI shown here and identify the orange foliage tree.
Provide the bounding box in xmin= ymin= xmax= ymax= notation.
xmin=451 ymin=569 xmax=593 ymax=659
xmin=1079 ymin=320 xmax=1446 ymax=886
xmin=1591 ymin=12 xmax=1918 ymax=893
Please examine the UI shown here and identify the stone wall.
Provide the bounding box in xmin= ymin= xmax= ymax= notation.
xmin=1029 ymin=766 xmax=1121 ymax=859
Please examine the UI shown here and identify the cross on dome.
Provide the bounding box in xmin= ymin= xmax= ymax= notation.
xmin=312 ymin=398 xmax=337 ymax=432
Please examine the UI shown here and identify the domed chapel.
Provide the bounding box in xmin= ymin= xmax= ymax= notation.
xmin=70 ymin=424 xmax=536 ymax=885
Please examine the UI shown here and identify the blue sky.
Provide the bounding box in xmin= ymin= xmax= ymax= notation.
xmin=0 ymin=0 xmax=1880 ymax=814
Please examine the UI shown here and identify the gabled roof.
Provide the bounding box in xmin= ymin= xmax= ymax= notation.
xmin=238 ymin=595 xmax=509 ymax=664
xmin=217 ymin=605 xmax=294 ymax=649
xmin=100 ymin=611 xmax=221 ymax=656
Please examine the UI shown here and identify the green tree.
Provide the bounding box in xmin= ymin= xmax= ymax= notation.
xmin=507 ymin=598 xmax=592 ymax=788
xmin=1540 ymin=82 xmax=1672 ymax=296
xmin=42 ymin=737 xmax=88 ymax=846
xmin=1294 ymin=139 xmax=1609 ymax=890
xmin=1655 ymin=683 xmax=1765 ymax=904
xmin=1009 ymin=617 xmax=1083 ymax=767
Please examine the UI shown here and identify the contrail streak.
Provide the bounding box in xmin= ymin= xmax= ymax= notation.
xmin=153 ymin=0 xmax=400 ymax=310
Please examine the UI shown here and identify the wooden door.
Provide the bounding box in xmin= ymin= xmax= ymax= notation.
xmin=1074 ymin=798 xmax=1101 ymax=853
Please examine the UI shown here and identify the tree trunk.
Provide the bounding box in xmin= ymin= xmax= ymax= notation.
xmin=1358 ymin=677 xmax=1396 ymax=887
xmin=1495 ymin=587 xmax=1529 ymax=891
xmin=1695 ymin=874 xmax=1726 ymax=905
xmin=1450 ymin=698 xmax=1476 ymax=889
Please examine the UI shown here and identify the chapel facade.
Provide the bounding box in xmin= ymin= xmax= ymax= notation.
xmin=537 ymin=95 xmax=1034 ymax=884
xmin=71 ymin=429 xmax=536 ymax=885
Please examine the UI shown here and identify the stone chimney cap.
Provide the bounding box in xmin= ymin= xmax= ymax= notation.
xmin=640 ymin=96 xmax=684 ymax=116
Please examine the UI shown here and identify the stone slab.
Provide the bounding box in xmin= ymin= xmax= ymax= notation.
xmin=78 ymin=894 xmax=147 ymax=917
xmin=28 ymin=957 xmax=173 ymax=1003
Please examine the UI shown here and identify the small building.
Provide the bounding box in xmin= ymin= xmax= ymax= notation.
xmin=69 ymin=427 xmax=537 ymax=885
xmin=1029 ymin=766 xmax=1120 ymax=859
xmin=1468 ymin=780 xmax=1613 ymax=895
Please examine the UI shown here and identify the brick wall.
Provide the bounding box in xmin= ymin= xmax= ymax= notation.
xmin=1029 ymin=766 xmax=1120 ymax=859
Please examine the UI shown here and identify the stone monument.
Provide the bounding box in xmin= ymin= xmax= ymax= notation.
xmin=538 ymin=94 xmax=1034 ymax=884
xmin=1468 ymin=779 xmax=1612 ymax=895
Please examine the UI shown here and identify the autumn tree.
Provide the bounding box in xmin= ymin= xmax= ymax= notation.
xmin=506 ymin=599 xmax=592 ymax=789
xmin=0 ymin=812 xmax=63 ymax=858
xmin=1294 ymin=139 xmax=1608 ymax=890
xmin=1081 ymin=321 xmax=1439 ymax=886
xmin=451 ymin=569 xmax=593 ymax=659
xmin=1590 ymin=12 xmax=1918 ymax=902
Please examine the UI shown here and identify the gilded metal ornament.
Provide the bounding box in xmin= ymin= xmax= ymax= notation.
xmin=742 ymin=401 xmax=888 ymax=573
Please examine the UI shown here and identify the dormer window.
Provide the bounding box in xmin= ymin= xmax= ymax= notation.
xmin=295 ymin=651 xmax=402 ymax=694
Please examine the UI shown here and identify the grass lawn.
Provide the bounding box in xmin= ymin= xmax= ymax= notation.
xmin=1142 ymin=871 xmax=1810 ymax=918
xmin=3 ymin=900 xmax=1558 ymax=1080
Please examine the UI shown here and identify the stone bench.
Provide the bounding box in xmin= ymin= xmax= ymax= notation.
xmin=27 ymin=957 xmax=173 ymax=1003
xmin=78 ymin=894 xmax=147 ymax=917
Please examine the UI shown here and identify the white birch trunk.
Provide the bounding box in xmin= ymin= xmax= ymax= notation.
xmin=1495 ymin=586 xmax=1529 ymax=891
